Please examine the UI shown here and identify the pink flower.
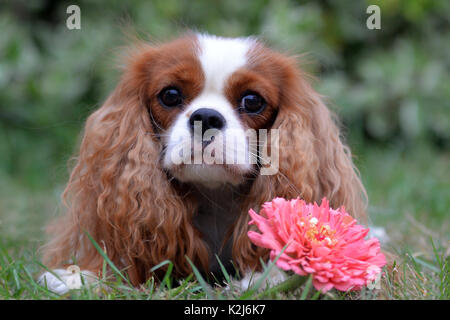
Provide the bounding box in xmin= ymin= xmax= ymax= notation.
xmin=248 ymin=197 xmax=386 ymax=293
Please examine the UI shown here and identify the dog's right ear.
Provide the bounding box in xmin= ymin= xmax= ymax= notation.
xmin=41 ymin=43 xmax=209 ymax=284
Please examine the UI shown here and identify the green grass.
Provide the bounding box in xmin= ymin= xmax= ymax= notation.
xmin=0 ymin=146 xmax=448 ymax=300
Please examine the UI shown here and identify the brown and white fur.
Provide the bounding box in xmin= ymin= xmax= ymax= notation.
xmin=39 ymin=33 xmax=367 ymax=293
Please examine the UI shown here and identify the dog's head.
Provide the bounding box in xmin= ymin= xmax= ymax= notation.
xmin=138 ymin=34 xmax=287 ymax=187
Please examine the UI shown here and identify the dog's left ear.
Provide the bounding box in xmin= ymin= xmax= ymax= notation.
xmin=247 ymin=55 xmax=367 ymax=221
xmin=232 ymin=54 xmax=367 ymax=271
xmin=303 ymin=82 xmax=368 ymax=224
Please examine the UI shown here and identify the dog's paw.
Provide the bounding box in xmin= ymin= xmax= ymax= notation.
xmin=38 ymin=266 xmax=97 ymax=294
xmin=236 ymin=267 xmax=288 ymax=292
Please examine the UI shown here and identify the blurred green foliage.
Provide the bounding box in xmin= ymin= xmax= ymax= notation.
xmin=1 ymin=0 xmax=449 ymax=188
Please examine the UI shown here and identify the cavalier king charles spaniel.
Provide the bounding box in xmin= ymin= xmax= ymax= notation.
xmin=39 ymin=33 xmax=367 ymax=293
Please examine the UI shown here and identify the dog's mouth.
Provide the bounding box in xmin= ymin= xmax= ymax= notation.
xmin=162 ymin=131 xmax=256 ymax=188
xmin=167 ymin=162 xmax=250 ymax=188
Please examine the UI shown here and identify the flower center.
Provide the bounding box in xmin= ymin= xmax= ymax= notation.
xmin=300 ymin=217 xmax=337 ymax=246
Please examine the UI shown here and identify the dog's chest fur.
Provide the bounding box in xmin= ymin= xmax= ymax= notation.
xmin=192 ymin=184 xmax=246 ymax=278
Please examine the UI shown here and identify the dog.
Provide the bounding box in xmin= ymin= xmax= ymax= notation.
xmin=39 ymin=33 xmax=367 ymax=294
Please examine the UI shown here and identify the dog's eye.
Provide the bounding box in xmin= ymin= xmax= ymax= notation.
xmin=239 ymin=92 xmax=266 ymax=114
xmin=158 ymin=87 xmax=183 ymax=108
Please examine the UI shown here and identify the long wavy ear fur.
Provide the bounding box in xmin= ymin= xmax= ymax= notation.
xmin=232 ymin=53 xmax=368 ymax=271
xmin=41 ymin=43 xmax=208 ymax=284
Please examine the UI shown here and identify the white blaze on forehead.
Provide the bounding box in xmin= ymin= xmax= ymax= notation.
xmin=196 ymin=34 xmax=255 ymax=92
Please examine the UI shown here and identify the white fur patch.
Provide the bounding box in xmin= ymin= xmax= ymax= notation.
xmin=196 ymin=34 xmax=254 ymax=92
xmin=235 ymin=267 xmax=288 ymax=291
xmin=38 ymin=268 xmax=97 ymax=295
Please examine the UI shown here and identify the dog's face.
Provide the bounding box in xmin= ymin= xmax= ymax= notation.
xmin=144 ymin=34 xmax=282 ymax=187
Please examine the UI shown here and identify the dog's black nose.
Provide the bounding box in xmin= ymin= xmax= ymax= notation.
xmin=189 ymin=108 xmax=226 ymax=135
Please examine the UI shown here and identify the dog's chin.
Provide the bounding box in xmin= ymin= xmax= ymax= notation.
xmin=168 ymin=163 xmax=248 ymax=189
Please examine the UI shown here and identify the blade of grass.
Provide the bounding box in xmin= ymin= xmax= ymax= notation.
xmin=169 ymin=273 xmax=193 ymax=299
xmin=300 ymin=274 xmax=313 ymax=300
xmin=413 ymin=256 xmax=440 ymax=273
xmin=311 ymin=289 xmax=321 ymax=300
xmin=430 ymin=238 xmax=442 ymax=270
xmin=84 ymin=231 xmax=131 ymax=286
xmin=34 ymin=259 xmax=65 ymax=283
xmin=430 ymin=237 xmax=449 ymax=299
xmin=21 ymin=263 xmax=60 ymax=297
xmin=145 ymin=276 xmax=155 ymax=300
xmin=239 ymin=243 xmax=290 ymax=299
xmin=215 ymin=254 xmax=233 ymax=290
xmin=150 ymin=260 xmax=174 ymax=290
xmin=12 ymin=269 xmax=20 ymax=291
xmin=256 ymin=273 xmax=308 ymax=299
xmin=185 ymin=255 xmax=215 ymax=299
